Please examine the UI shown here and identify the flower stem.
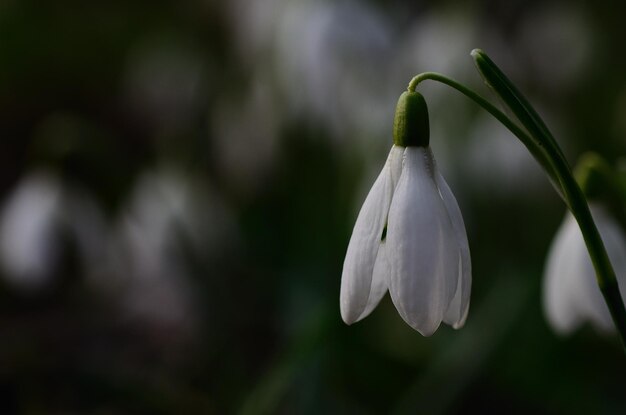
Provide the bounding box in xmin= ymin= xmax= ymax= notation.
xmin=575 ymin=153 xmax=626 ymax=232
xmin=408 ymin=54 xmax=626 ymax=351
xmin=471 ymin=49 xmax=626 ymax=349
xmin=407 ymin=73 xmax=563 ymax=197
xmin=563 ymin=167 xmax=626 ymax=350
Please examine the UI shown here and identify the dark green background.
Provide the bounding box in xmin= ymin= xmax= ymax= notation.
xmin=0 ymin=0 xmax=625 ymax=413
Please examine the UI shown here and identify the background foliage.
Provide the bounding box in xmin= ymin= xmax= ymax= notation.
xmin=1 ymin=0 xmax=625 ymax=413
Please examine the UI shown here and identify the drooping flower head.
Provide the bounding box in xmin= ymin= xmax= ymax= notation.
xmin=340 ymin=91 xmax=471 ymax=336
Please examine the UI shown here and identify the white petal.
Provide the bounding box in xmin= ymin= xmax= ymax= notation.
xmin=436 ymin=173 xmax=472 ymax=329
xmin=595 ymin=207 xmax=626 ymax=306
xmin=389 ymin=145 xmax=404 ymax=188
xmin=542 ymin=204 xmax=625 ymax=334
xmin=340 ymin=147 xmax=395 ymax=324
xmin=0 ymin=172 xmax=63 ymax=288
xmin=543 ymin=213 xmax=584 ymax=334
xmin=387 ymin=147 xmax=458 ymax=336
xmin=350 ymin=145 xmax=403 ymax=322
xmin=355 ymin=240 xmax=389 ymax=322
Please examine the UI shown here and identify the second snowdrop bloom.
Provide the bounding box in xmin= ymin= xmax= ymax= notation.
xmin=543 ymin=204 xmax=626 ymax=334
xmin=340 ymin=91 xmax=471 ymax=336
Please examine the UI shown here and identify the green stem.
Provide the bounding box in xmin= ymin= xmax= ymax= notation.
xmin=470 ymin=49 xmax=567 ymax=162
xmin=562 ymin=168 xmax=626 ymax=349
xmin=407 ymin=73 xmax=563 ymax=198
xmin=409 ymin=69 xmax=626 ymax=351
xmin=470 ymin=50 xmax=626 ymax=350
xmin=575 ymin=153 xmax=626 ymax=232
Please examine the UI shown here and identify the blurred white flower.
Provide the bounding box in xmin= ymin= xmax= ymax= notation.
xmin=0 ymin=173 xmax=62 ymax=288
xmin=272 ymin=0 xmax=395 ymax=145
xmin=0 ymin=171 xmax=107 ymax=291
xmin=105 ymin=167 xmax=235 ymax=330
xmin=543 ymin=204 xmax=626 ymax=334
xmin=224 ymin=0 xmax=411 ymax=185
xmin=340 ymin=145 xmax=471 ymax=336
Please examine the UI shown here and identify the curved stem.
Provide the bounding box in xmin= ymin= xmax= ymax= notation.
xmin=562 ymin=175 xmax=626 ymax=347
xmin=471 ymin=49 xmax=626 ymax=349
xmin=408 ymin=73 xmax=563 ymax=199
xmin=575 ymin=153 xmax=626 ymax=232
xmin=470 ymin=49 xmax=568 ymax=163
xmin=409 ymin=72 xmax=626 ymax=350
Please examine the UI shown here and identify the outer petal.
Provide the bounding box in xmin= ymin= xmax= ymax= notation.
xmin=387 ymin=147 xmax=458 ymax=336
xmin=0 ymin=172 xmax=63 ymax=288
xmin=436 ymin=172 xmax=472 ymax=329
xmin=543 ymin=212 xmax=584 ymax=334
xmin=543 ymin=205 xmax=626 ymax=334
xmin=355 ymin=240 xmax=389 ymax=321
xmin=340 ymin=147 xmax=398 ymax=324
xmin=352 ymin=145 xmax=405 ymax=322
xmin=594 ymin=207 xmax=626 ymax=305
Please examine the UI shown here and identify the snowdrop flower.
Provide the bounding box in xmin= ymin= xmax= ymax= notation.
xmin=104 ymin=167 xmax=234 ymax=330
xmin=0 ymin=171 xmax=107 ymax=291
xmin=543 ymin=204 xmax=626 ymax=334
xmin=340 ymin=91 xmax=471 ymax=336
xmin=0 ymin=172 xmax=63 ymax=289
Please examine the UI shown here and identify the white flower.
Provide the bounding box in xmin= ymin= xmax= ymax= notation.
xmin=0 ymin=172 xmax=63 ymax=288
xmin=340 ymin=145 xmax=471 ymax=336
xmin=0 ymin=171 xmax=107 ymax=291
xmin=543 ymin=204 xmax=626 ymax=334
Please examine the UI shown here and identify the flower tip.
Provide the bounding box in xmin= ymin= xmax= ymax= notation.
xmin=339 ymin=301 xmax=360 ymax=326
xmin=448 ymin=307 xmax=470 ymax=330
xmin=340 ymin=312 xmax=351 ymax=326
xmin=414 ymin=323 xmax=440 ymax=337
xmin=470 ymin=48 xmax=484 ymax=58
xmin=545 ymin=315 xmax=577 ymax=336
xmin=401 ymin=313 xmax=442 ymax=337
xmin=450 ymin=321 xmax=465 ymax=330
xmin=341 ymin=315 xmax=356 ymax=326
xmin=470 ymin=49 xmax=492 ymax=71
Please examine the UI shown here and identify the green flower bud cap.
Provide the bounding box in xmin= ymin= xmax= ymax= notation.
xmin=393 ymin=91 xmax=430 ymax=147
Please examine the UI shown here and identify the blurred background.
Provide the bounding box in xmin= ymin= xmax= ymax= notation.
xmin=1 ymin=0 xmax=625 ymax=413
